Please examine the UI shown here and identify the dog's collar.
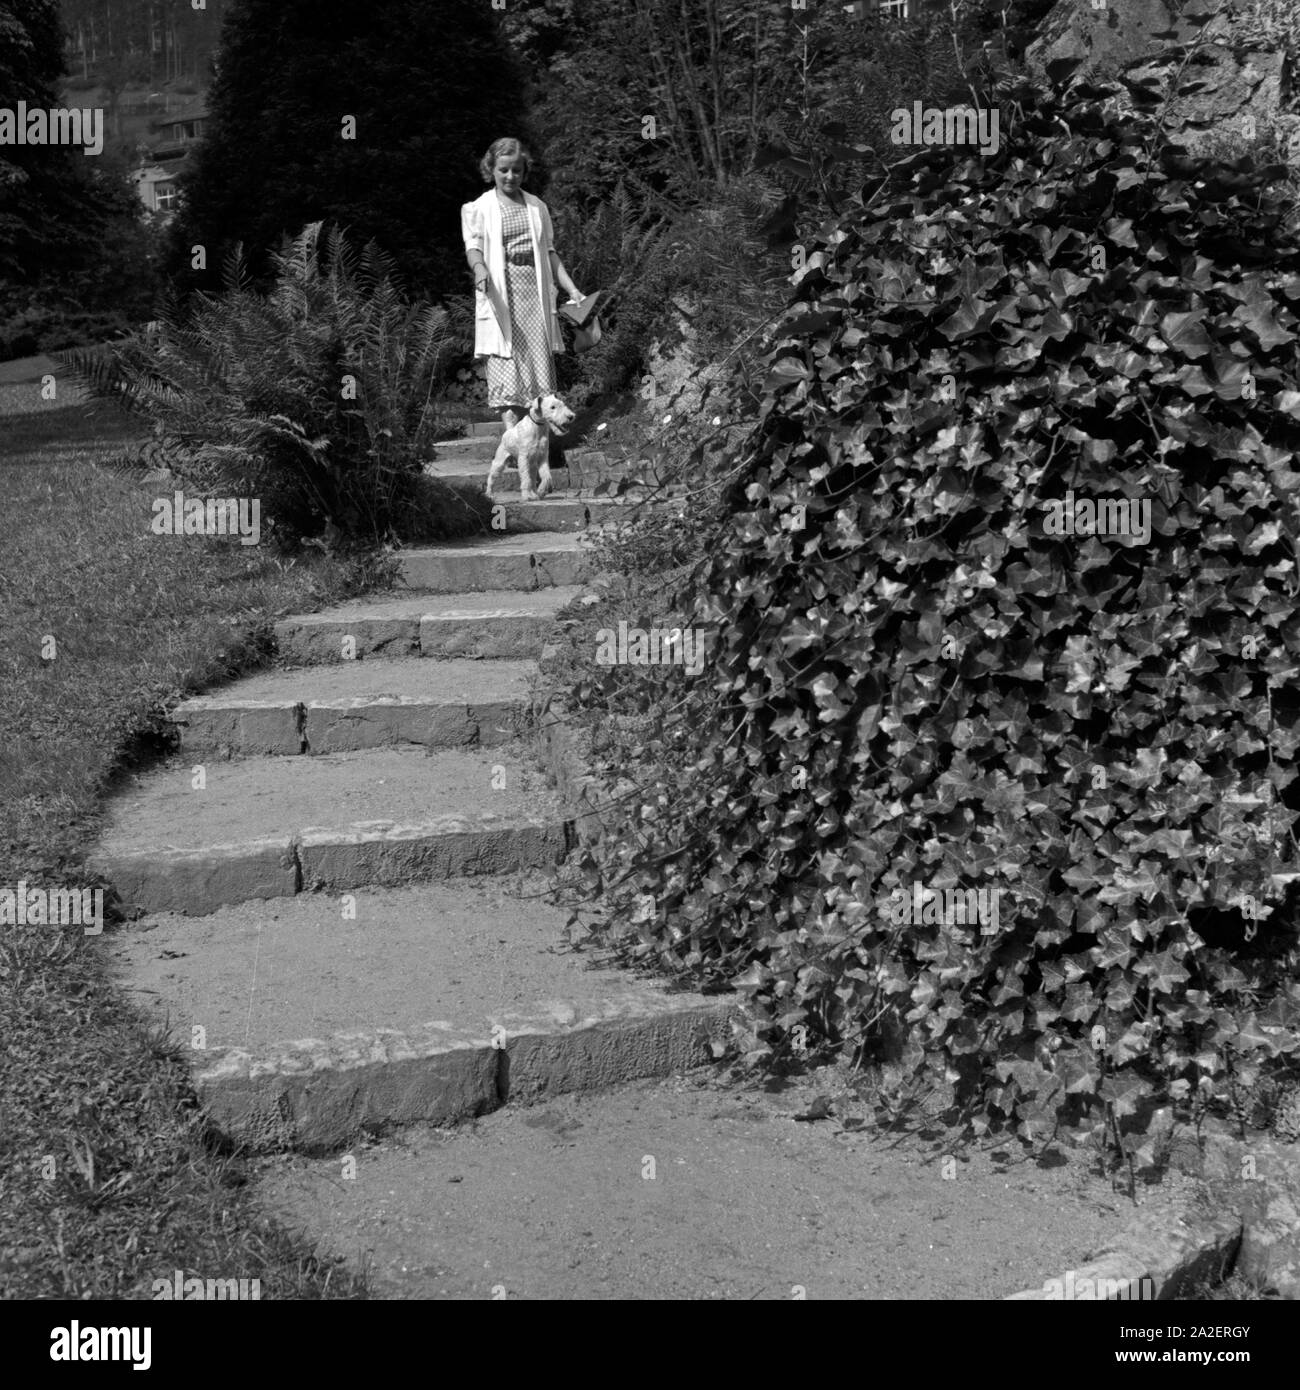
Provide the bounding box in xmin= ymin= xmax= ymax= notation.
xmin=528 ymin=397 xmax=545 ymax=424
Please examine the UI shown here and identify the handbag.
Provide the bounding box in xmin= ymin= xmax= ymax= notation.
xmin=559 ymin=291 xmax=603 ymax=352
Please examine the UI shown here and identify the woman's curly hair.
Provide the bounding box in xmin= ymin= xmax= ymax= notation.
xmin=480 ymin=137 xmax=533 ymax=184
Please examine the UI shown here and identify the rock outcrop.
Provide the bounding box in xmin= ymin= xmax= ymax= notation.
xmin=1026 ymin=0 xmax=1298 ymax=161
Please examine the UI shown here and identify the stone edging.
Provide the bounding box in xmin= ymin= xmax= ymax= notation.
xmin=1005 ymin=1203 xmax=1241 ymax=1301
xmin=1007 ymin=1123 xmax=1300 ymax=1299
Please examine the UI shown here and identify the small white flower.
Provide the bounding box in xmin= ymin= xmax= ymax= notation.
xmin=663 ymin=414 xmax=673 ymax=424
xmin=597 ymin=422 xmax=607 ymax=431
xmin=712 ymin=416 xmax=722 ymax=425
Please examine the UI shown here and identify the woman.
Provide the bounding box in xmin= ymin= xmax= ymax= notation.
xmin=461 ymin=138 xmax=584 ymax=429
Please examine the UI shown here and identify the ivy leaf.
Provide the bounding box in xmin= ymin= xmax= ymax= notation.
xmin=1148 ymin=949 xmax=1192 ymax=995
xmin=1234 ymin=1013 xmax=1280 ymax=1057
xmin=1231 ymin=289 xmax=1293 ymax=351
xmin=1057 ymin=1053 xmax=1098 ymax=1095
xmin=938 ymin=294 xmax=996 ymax=341
xmin=763 ymin=357 xmax=812 ymax=391
xmin=1101 ymin=1075 xmax=1147 ymax=1118
xmin=1160 ymin=310 xmax=1212 ymax=359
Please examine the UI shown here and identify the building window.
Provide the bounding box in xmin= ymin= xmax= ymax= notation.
xmin=155 ymin=183 xmax=176 ymax=212
xmin=843 ymin=0 xmax=910 ymax=15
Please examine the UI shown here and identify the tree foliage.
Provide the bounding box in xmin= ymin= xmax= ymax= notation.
xmin=0 ymin=0 xmax=157 ymax=357
xmin=499 ymin=0 xmax=1020 ymax=409
xmin=59 ymin=0 xmax=230 ymax=85
xmin=165 ymin=0 xmax=538 ymax=305
xmin=510 ymin=0 xmax=985 ymax=216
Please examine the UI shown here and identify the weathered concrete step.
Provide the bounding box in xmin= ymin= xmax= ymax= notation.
xmin=485 ymin=495 xmax=685 ymax=533
xmin=397 ymin=533 xmax=593 ymax=593
xmin=89 ymin=747 xmax=566 ymax=915
xmin=429 ymin=434 xmax=594 ymax=464
xmin=169 ymin=658 xmax=539 ymax=757
xmin=275 ymin=587 xmax=582 ymax=663
xmin=429 ymin=421 xmax=504 ymax=446
xmin=101 ymin=876 xmax=736 ymax=1152
xmin=492 ymin=497 xmax=595 ymax=532
xmin=431 ymin=409 xmax=499 ymax=431
xmin=428 ymin=465 xmax=585 ymax=494
xmin=434 ymin=424 xmax=596 ymax=451
xmin=425 ymin=451 xmax=656 ymax=494
xmin=430 ymin=435 xmax=500 ymax=462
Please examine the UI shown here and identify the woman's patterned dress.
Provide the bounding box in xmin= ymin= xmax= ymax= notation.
xmin=486 ymin=193 xmax=558 ymax=409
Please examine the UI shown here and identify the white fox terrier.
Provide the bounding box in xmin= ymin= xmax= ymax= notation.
xmin=484 ymin=393 xmax=576 ymax=501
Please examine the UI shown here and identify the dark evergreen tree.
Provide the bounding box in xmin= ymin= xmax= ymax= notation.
xmin=0 ymin=0 xmax=156 ymax=357
xmin=166 ymin=0 xmax=538 ymax=303
xmin=1 ymin=0 xmax=80 ymax=287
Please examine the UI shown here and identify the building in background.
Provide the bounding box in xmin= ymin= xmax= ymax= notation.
xmin=130 ymin=163 xmax=178 ymax=214
xmin=131 ymin=102 xmax=207 ymax=216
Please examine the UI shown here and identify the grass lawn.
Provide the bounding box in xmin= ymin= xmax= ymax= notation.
xmin=0 ymin=364 xmax=380 ymax=1298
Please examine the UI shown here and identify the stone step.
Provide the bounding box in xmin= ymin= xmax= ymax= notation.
xmin=102 ymin=876 xmax=734 ymax=1153
xmin=431 ymin=435 xmax=499 ymax=462
xmin=425 ymin=451 xmax=657 ymax=494
xmin=490 ymin=497 xmax=599 ymax=532
xmin=429 ymin=464 xmax=580 ymax=494
xmin=89 ymin=747 xmax=567 ymax=916
xmin=481 ymin=495 xmax=685 ymax=533
xmin=274 ymin=587 xmax=581 ymax=663
xmin=436 ymin=422 xmax=597 ymax=445
xmin=397 ymin=532 xmax=593 ymax=593
xmin=429 ymin=432 xmax=595 ymax=463
xmin=169 ymin=658 xmax=540 ymax=757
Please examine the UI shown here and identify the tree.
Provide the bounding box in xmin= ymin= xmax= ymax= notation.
xmin=0 ymin=0 xmax=66 ymax=283
xmin=502 ymin=0 xmax=995 ymax=221
xmin=0 ymin=0 xmax=158 ymax=357
xmin=99 ymin=45 xmax=149 ymax=140
xmin=59 ymin=0 xmax=233 ymax=86
xmin=165 ymin=0 xmax=538 ymax=305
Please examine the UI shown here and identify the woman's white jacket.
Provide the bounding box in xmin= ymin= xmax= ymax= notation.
xmin=460 ymin=190 xmax=565 ymax=358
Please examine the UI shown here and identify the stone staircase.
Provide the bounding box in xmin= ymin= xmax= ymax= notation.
xmin=77 ymin=415 xmax=1247 ymax=1303
xmin=90 ymin=418 xmax=730 ymax=1154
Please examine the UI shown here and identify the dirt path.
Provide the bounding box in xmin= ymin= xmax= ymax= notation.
xmin=255 ymin=1067 xmax=1149 ymax=1300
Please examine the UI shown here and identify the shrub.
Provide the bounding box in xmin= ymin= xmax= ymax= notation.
xmin=556 ymin=66 xmax=1300 ymax=1151
xmin=550 ymin=186 xmax=673 ymax=409
xmin=4 ymin=186 xmax=166 ymax=358
xmin=549 ymin=177 xmax=806 ymax=422
xmin=0 ymin=304 xmax=135 ymax=359
xmin=56 ymin=222 xmax=467 ymax=547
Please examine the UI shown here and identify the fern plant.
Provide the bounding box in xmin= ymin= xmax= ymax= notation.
xmin=55 ymin=222 xmax=460 ymax=547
